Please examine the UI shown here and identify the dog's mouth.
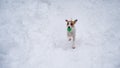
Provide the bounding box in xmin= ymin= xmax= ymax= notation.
xmin=67 ymin=27 xmax=72 ymax=32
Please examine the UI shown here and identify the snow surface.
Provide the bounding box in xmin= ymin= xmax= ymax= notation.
xmin=0 ymin=0 xmax=120 ymax=68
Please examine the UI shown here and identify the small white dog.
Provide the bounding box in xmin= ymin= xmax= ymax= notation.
xmin=65 ymin=19 xmax=78 ymax=49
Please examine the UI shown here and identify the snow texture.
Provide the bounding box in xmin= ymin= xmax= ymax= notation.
xmin=0 ymin=0 xmax=120 ymax=68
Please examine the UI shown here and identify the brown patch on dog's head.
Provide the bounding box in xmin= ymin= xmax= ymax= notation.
xmin=65 ymin=19 xmax=78 ymax=27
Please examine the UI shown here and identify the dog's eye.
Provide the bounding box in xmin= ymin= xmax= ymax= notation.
xmin=71 ymin=23 xmax=73 ymax=26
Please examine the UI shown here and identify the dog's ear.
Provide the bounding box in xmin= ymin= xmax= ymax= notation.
xmin=65 ymin=19 xmax=68 ymax=22
xmin=74 ymin=19 xmax=78 ymax=22
xmin=74 ymin=19 xmax=78 ymax=24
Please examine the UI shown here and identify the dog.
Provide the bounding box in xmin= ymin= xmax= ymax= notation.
xmin=65 ymin=19 xmax=78 ymax=49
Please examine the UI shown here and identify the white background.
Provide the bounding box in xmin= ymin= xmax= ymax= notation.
xmin=0 ymin=0 xmax=120 ymax=68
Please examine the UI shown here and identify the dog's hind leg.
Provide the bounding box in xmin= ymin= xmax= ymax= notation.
xmin=72 ymin=36 xmax=76 ymax=49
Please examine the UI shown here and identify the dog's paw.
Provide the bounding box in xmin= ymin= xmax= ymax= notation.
xmin=68 ymin=38 xmax=71 ymax=41
xmin=72 ymin=46 xmax=76 ymax=49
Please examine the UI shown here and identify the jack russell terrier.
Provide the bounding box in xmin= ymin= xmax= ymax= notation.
xmin=65 ymin=19 xmax=78 ymax=49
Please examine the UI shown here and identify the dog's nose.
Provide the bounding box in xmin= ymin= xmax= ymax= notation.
xmin=68 ymin=26 xmax=70 ymax=28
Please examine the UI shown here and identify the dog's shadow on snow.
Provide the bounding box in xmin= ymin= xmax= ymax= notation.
xmin=53 ymin=38 xmax=82 ymax=50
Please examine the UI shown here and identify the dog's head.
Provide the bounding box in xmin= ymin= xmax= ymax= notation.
xmin=65 ymin=19 xmax=77 ymax=29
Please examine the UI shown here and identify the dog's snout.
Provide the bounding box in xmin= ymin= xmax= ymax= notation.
xmin=68 ymin=26 xmax=70 ymax=28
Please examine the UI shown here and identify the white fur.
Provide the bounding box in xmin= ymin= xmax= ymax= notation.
xmin=67 ymin=25 xmax=76 ymax=49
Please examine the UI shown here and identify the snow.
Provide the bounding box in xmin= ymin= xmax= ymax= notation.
xmin=0 ymin=0 xmax=120 ymax=68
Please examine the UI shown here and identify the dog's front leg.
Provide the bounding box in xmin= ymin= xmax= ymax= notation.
xmin=68 ymin=36 xmax=72 ymax=41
